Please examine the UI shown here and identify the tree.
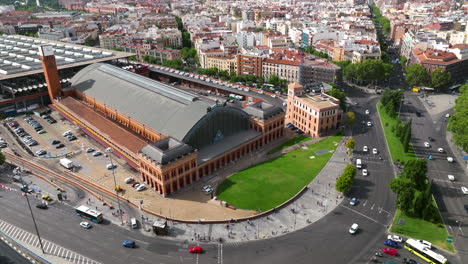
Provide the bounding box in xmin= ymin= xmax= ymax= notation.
xmin=335 ymin=165 xmax=356 ymax=193
xmin=345 ymin=137 xmax=355 ymax=151
xmin=448 ymin=84 xmax=468 ymax=152
xmin=381 ymin=89 xmax=403 ymax=117
xmin=412 ymin=192 xmax=426 ymax=218
xmin=398 ymin=188 xmax=415 ymax=213
xmin=401 ymin=159 xmax=427 ymax=191
xmin=402 ymin=119 xmax=412 ymax=153
xmin=345 ymin=112 xmax=356 ymax=126
xmin=430 ymin=68 xmax=451 ymax=91
xmin=267 ymin=75 xmax=280 ymax=86
xmin=405 ymin=64 xmax=429 ymax=87
xmin=328 ymin=88 xmax=346 ymax=110
xmin=389 ymin=176 xmax=414 ymax=195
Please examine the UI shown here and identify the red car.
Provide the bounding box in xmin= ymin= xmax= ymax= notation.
xmin=189 ymin=246 xmax=203 ymax=253
xmin=382 ymin=248 xmax=398 ymax=256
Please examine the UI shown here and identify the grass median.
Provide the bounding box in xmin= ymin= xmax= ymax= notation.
xmin=377 ymin=102 xmax=416 ymax=163
xmin=390 ymin=209 xmax=454 ymax=252
xmin=267 ymin=135 xmax=312 ymax=154
xmin=217 ymin=135 xmax=342 ymax=211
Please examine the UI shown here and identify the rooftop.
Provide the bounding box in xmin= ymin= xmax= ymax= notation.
xmin=300 ymin=93 xmax=340 ymax=111
xmin=0 ymin=35 xmax=133 ymax=81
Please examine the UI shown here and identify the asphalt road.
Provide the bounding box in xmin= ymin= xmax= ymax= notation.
xmin=0 ymin=238 xmax=30 ymax=264
xmin=401 ymin=93 xmax=468 ymax=263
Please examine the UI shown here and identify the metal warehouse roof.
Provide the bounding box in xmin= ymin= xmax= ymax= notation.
xmin=70 ymin=63 xmax=217 ymax=142
xmin=0 ymin=35 xmax=133 ymax=80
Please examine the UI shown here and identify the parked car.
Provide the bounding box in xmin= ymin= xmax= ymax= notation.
xmin=106 ymin=164 xmax=117 ymax=170
xmin=403 ymin=257 xmax=418 ymax=264
xmin=447 ymin=157 xmax=454 ymax=163
xmin=202 ymin=185 xmax=213 ymax=194
xmin=35 ymin=149 xmax=47 ymax=156
xmin=92 ymin=151 xmax=102 ymax=157
xmin=461 ymin=187 xmax=468 ymax=195
xmin=372 ymin=148 xmax=378 ymax=155
xmin=350 ymin=197 xmax=358 ymax=206
xmin=382 ymin=248 xmax=397 ymax=256
xmin=125 ymin=177 xmax=134 ymax=184
xmin=189 ymin=246 xmax=203 ymax=253
xmin=132 ymin=182 xmax=140 ymax=188
xmin=63 ymin=131 xmax=72 ymax=137
xmin=122 ymin=240 xmax=136 ymax=248
xmin=365 ymin=109 xmax=370 ymax=115
xmin=37 ymin=130 xmax=47 ymax=134
xmin=424 ymin=142 xmax=430 ymax=148
xmin=384 ymin=239 xmax=399 ymax=248
xmin=35 ymin=204 xmax=48 ymax=210
xmin=51 ymin=140 xmax=60 ymax=145
xmin=363 ymin=146 xmax=368 ymax=152
xmin=362 ymin=169 xmax=368 ymax=176
xmin=387 ymin=235 xmax=403 ymax=243
xmin=136 ymin=184 xmax=146 ymax=191
xmin=55 ymin=143 xmax=65 ymax=149
xmin=437 ymin=148 xmax=444 ymax=153
xmin=67 ymin=135 xmax=77 ymax=141
xmin=367 ymin=121 xmax=372 ymax=127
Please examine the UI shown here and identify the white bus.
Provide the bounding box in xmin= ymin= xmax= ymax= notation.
xmin=404 ymin=239 xmax=447 ymax=264
xmin=75 ymin=205 xmax=103 ymax=223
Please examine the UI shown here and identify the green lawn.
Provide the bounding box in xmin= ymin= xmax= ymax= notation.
xmin=267 ymin=135 xmax=312 ymax=154
xmin=377 ymin=102 xmax=416 ymax=163
xmin=217 ymin=135 xmax=342 ymax=211
xmin=390 ymin=209 xmax=454 ymax=252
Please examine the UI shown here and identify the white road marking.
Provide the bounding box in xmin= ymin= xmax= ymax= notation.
xmin=340 ymin=205 xmax=386 ymax=226
xmin=370 ymin=203 xmax=375 ymax=210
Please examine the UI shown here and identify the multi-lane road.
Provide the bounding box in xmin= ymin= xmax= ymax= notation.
xmin=401 ymin=93 xmax=468 ymax=263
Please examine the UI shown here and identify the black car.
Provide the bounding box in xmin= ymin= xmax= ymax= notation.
xmin=428 ymin=136 xmax=435 ymax=142
xmin=55 ymin=143 xmax=65 ymax=149
xmin=35 ymin=204 xmax=48 ymax=210
xmin=67 ymin=135 xmax=77 ymax=141
xmin=47 ymin=118 xmax=57 ymax=124
xmin=464 ymin=204 xmax=468 ymax=212
xmin=51 ymin=140 xmax=60 ymax=145
xmin=403 ymin=258 xmax=417 ymax=264
xmin=415 ymin=111 xmax=422 ymax=117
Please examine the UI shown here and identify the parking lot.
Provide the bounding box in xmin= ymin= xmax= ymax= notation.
xmin=2 ymin=110 xmax=256 ymax=221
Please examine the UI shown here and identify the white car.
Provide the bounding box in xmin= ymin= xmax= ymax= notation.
xmin=447 ymin=157 xmax=454 ymax=163
xmin=367 ymin=121 xmax=372 ymax=127
xmin=349 ymin=223 xmax=359 ymax=234
xmin=80 ymin=221 xmax=91 ymax=229
xmin=35 ymin=149 xmax=47 ymax=156
xmin=106 ymin=164 xmax=117 ymax=170
xmin=424 ymin=142 xmax=430 ymax=148
xmin=437 ymin=148 xmax=444 ymax=153
xmin=417 ymin=240 xmax=432 ymax=249
xmin=365 ymin=110 xmax=370 ymax=115
xmin=202 ymin=185 xmax=214 ymax=194
xmin=461 ymin=186 xmax=468 ymax=195
xmin=92 ymin=151 xmax=102 ymax=157
xmin=448 ymin=175 xmax=455 ymax=181
xmin=136 ymin=184 xmax=145 ymax=192
xmin=387 ymin=234 xmax=403 ymax=243
xmin=445 ymin=113 xmax=450 ymax=118
xmin=363 ymin=146 xmax=368 ymax=152
xmin=372 ymin=148 xmax=377 ymax=155
xmin=362 ymin=169 xmax=368 ymax=176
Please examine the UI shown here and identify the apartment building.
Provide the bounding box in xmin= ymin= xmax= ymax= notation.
xmin=205 ymin=55 xmax=237 ymax=72
xmin=262 ymin=59 xmax=300 ymax=83
xmin=236 ymin=54 xmax=263 ymax=77
xmin=122 ymin=43 xmax=181 ymax=63
xmin=300 ymin=56 xmax=342 ymax=86
xmin=286 ymin=83 xmax=342 ymax=138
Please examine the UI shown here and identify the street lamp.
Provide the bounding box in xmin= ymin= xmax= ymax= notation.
xmin=15 ymin=165 xmax=45 ymax=254
xmin=455 ymin=220 xmax=462 ymax=242
xmin=105 ymin=147 xmax=123 ymax=225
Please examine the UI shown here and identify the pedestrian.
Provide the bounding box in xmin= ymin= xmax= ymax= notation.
xmin=95 ymin=206 xmax=97 ymax=210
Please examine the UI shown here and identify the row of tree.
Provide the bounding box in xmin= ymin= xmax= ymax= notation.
xmin=393 ymin=119 xmax=412 ymax=153
xmin=448 ymin=84 xmax=468 ymax=152
xmin=335 ymin=164 xmax=356 ymax=193
xmin=380 ymin=89 xmax=404 ymax=118
xmin=389 ymin=159 xmax=440 ymax=223
xmin=405 ymin=64 xmax=452 ymax=91
xmin=304 ymin=47 xmax=329 ymax=59
xmin=342 ymin=59 xmax=394 ymax=85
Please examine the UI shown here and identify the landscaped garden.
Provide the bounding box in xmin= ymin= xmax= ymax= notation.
xmin=217 ymin=135 xmax=342 ymax=211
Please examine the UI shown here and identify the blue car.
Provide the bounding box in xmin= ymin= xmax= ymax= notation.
xmin=384 ymin=239 xmax=398 ymax=248
xmin=122 ymin=240 xmax=136 ymax=248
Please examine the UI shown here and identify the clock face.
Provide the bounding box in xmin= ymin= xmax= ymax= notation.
xmin=38 ymin=45 xmax=54 ymax=56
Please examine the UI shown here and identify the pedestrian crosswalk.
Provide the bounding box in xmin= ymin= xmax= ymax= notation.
xmin=0 ymin=219 xmax=101 ymax=264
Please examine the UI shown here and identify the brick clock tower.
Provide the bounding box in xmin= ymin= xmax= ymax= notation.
xmin=39 ymin=45 xmax=61 ymax=102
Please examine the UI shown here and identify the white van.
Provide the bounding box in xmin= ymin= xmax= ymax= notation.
xmin=356 ymin=159 xmax=362 ymax=169
xmin=130 ymin=218 xmax=137 ymax=229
